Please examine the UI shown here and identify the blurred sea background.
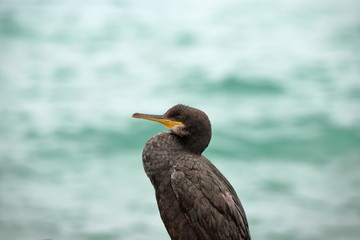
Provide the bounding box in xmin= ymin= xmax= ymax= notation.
xmin=1 ymin=0 xmax=360 ymax=239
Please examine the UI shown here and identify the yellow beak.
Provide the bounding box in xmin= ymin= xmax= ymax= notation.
xmin=132 ymin=113 xmax=183 ymax=129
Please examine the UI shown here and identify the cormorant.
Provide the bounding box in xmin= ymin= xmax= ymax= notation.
xmin=132 ymin=104 xmax=251 ymax=240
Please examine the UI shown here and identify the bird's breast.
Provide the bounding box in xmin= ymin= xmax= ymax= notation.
xmin=142 ymin=132 xmax=181 ymax=184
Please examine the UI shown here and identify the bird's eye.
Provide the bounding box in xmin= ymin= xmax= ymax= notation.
xmin=176 ymin=116 xmax=183 ymax=122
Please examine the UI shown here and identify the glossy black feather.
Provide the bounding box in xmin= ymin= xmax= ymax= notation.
xmin=140 ymin=105 xmax=251 ymax=240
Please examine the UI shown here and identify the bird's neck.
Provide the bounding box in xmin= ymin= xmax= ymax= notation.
xmin=176 ymin=131 xmax=211 ymax=155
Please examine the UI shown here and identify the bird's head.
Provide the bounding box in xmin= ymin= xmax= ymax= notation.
xmin=132 ymin=104 xmax=212 ymax=154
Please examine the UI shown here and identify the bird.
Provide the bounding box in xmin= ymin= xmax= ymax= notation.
xmin=132 ymin=104 xmax=251 ymax=240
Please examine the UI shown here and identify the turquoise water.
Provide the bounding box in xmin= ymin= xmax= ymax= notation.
xmin=1 ymin=0 xmax=360 ymax=239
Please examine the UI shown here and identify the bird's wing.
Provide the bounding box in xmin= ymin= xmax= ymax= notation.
xmin=170 ymin=156 xmax=250 ymax=240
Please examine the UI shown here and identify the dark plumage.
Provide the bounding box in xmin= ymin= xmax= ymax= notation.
xmin=132 ymin=104 xmax=251 ymax=240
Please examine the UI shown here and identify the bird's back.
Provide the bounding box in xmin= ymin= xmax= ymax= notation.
xmin=143 ymin=132 xmax=251 ymax=240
